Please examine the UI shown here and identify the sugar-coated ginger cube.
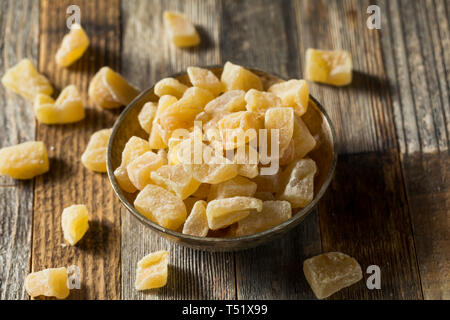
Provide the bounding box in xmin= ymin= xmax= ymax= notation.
xmin=114 ymin=166 xmax=137 ymax=193
xmin=277 ymin=158 xmax=317 ymax=208
xmin=134 ymin=184 xmax=187 ymax=230
xmin=157 ymin=149 xmax=168 ymax=165
xmin=182 ymin=200 xmax=209 ymax=237
xmin=88 ymin=66 xmax=139 ymax=108
xmin=218 ymin=111 xmax=262 ymax=150
xmin=138 ymin=102 xmax=157 ymax=134
xmin=0 ymin=141 xmax=49 ymax=179
xmin=149 ymin=95 xmax=178 ymax=149
xmin=303 ymin=252 xmax=362 ymax=299
xmin=154 ymin=78 xmax=188 ymax=99
xmin=206 ymin=196 xmax=263 ymax=230
xmin=207 ymin=176 xmax=257 ymax=201
xmin=127 ymin=151 xmax=165 ymax=190
xmin=196 ymin=90 xmax=246 ymax=125
xmin=233 ymin=144 xmax=259 ymax=179
xmin=150 ymin=164 xmax=201 ymax=200
xmin=265 ymin=107 xmax=294 ymax=155
xmin=187 ymin=66 xmax=223 ymax=96
xmin=245 ymin=89 xmax=282 ymax=116
xmin=81 ymin=128 xmax=111 ymax=173
xmin=34 ymin=85 xmax=85 ymax=124
xmin=163 ymin=11 xmax=200 ymax=48
xmin=292 ymin=115 xmax=316 ymax=160
xmin=221 ymin=61 xmax=263 ymax=92
xmin=305 ymin=49 xmax=352 ymax=86
xmin=235 ymin=200 xmax=291 ymax=236
xmin=61 ymin=204 xmax=89 ymax=245
xmin=135 ymin=250 xmax=169 ymax=290
xmin=268 ymin=80 xmax=309 ymax=116
xmin=1 ymin=59 xmax=53 ymax=101
xmin=55 ymin=24 xmax=89 ymax=67
xmin=25 ymin=267 xmax=70 ymax=299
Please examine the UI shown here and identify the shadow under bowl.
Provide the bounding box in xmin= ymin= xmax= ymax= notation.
xmin=107 ymin=66 xmax=337 ymax=251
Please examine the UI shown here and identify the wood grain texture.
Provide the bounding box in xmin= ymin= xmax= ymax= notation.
xmin=294 ymin=0 xmax=422 ymax=299
xmin=221 ymin=0 xmax=321 ymax=299
xmin=0 ymin=0 xmax=39 ymax=299
xmin=32 ymin=0 xmax=121 ymax=299
xmin=120 ymin=0 xmax=236 ymax=300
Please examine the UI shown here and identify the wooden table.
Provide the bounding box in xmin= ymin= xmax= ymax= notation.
xmin=0 ymin=0 xmax=448 ymax=300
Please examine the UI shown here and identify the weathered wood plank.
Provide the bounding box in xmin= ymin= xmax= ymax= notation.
xmin=32 ymin=0 xmax=121 ymax=299
xmin=0 ymin=0 xmax=39 ymax=300
xmin=295 ymin=0 xmax=422 ymax=299
xmin=221 ymin=0 xmax=321 ymax=299
xmin=120 ymin=0 xmax=236 ymax=300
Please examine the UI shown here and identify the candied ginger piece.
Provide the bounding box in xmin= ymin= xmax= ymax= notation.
xmin=134 ymin=184 xmax=187 ymax=230
xmin=235 ymin=200 xmax=291 ymax=236
xmin=182 ymin=200 xmax=209 ymax=237
xmin=1 ymin=59 xmax=53 ymax=101
xmin=277 ymin=158 xmax=317 ymax=208
xmin=221 ymin=61 xmax=263 ymax=92
xmin=81 ymin=128 xmax=111 ymax=173
xmin=154 ymin=77 xmax=188 ymax=99
xmin=34 ymin=85 xmax=85 ymax=124
xmin=61 ymin=204 xmax=89 ymax=245
xmin=157 ymin=149 xmax=168 ymax=165
xmin=233 ymin=144 xmax=259 ymax=179
xmin=25 ymin=267 xmax=69 ymax=299
xmin=135 ymin=250 xmax=169 ymax=290
xmin=0 ymin=141 xmax=49 ymax=179
xmin=292 ymin=115 xmax=316 ymax=160
xmin=187 ymin=66 xmax=223 ymax=96
xmin=303 ymin=252 xmax=362 ymax=299
xmin=163 ymin=11 xmax=200 ymax=48
xmin=55 ymin=24 xmax=89 ymax=67
xmin=268 ymin=80 xmax=309 ymax=116
xmin=196 ymin=90 xmax=246 ymax=126
xmin=177 ymin=138 xmax=238 ymax=184
xmin=218 ymin=111 xmax=262 ymax=150
xmin=207 ymin=176 xmax=257 ymax=201
xmin=305 ymin=49 xmax=352 ymax=86
xmin=206 ymin=196 xmax=263 ymax=230
xmin=265 ymin=107 xmax=294 ymax=154
xmin=114 ymin=166 xmax=137 ymax=193
xmin=245 ymin=89 xmax=282 ymax=116
xmin=88 ymin=66 xmax=139 ymax=109
xmin=138 ymin=102 xmax=157 ymax=134
xmin=149 ymin=95 xmax=178 ymax=149
xmin=150 ymin=164 xmax=201 ymax=200
xmin=127 ymin=151 xmax=165 ymax=190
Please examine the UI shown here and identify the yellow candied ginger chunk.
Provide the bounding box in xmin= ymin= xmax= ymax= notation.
xmin=207 ymin=176 xmax=257 ymax=201
xmin=292 ymin=115 xmax=316 ymax=160
xmin=81 ymin=128 xmax=111 ymax=173
xmin=167 ymin=137 xmax=183 ymax=165
xmin=305 ymin=49 xmax=352 ymax=86
xmin=138 ymin=102 xmax=157 ymax=134
xmin=1 ymin=59 xmax=53 ymax=101
xmin=303 ymin=252 xmax=362 ymax=299
xmin=154 ymin=77 xmax=188 ymax=99
xmin=149 ymin=95 xmax=178 ymax=149
xmin=25 ymin=267 xmax=70 ymax=299
xmin=88 ymin=66 xmax=139 ymax=109
xmin=233 ymin=144 xmax=259 ymax=179
xmin=135 ymin=250 xmax=169 ymax=290
xmin=114 ymin=136 xmax=151 ymax=193
xmin=127 ymin=151 xmax=165 ymax=190
xmin=34 ymin=85 xmax=85 ymax=124
xmin=150 ymin=164 xmax=201 ymax=200
xmin=244 ymin=89 xmax=282 ymax=116
xmin=61 ymin=204 xmax=89 ymax=245
xmin=163 ymin=11 xmax=200 ymax=48
xmin=182 ymin=200 xmax=209 ymax=237
xmin=235 ymin=200 xmax=291 ymax=236
xmin=187 ymin=66 xmax=223 ymax=96
xmin=277 ymin=158 xmax=317 ymax=208
xmin=55 ymin=24 xmax=89 ymax=67
xmin=0 ymin=141 xmax=49 ymax=179
xmin=265 ymin=107 xmax=294 ymax=155
xmin=134 ymin=184 xmax=187 ymax=230
xmin=268 ymin=79 xmax=309 ymax=116
xmin=221 ymin=61 xmax=263 ymax=92
xmin=206 ymin=196 xmax=263 ymax=230
xmin=218 ymin=111 xmax=262 ymax=150
xmin=196 ymin=90 xmax=246 ymax=127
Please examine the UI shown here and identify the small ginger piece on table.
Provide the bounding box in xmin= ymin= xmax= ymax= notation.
xmin=0 ymin=141 xmax=49 ymax=179
xmin=305 ymin=49 xmax=352 ymax=86
xmin=25 ymin=267 xmax=70 ymax=299
xmin=135 ymin=250 xmax=169 ymax=290
xmin=81 ymin=128 xmax=112 ymax=173
xmin=163 ymin=11 xmax=200 ymax=48
xmin=61 ymin=204 xmax=89 ymax=245
xmin=55 ymin=24 xmax=89 ymax=67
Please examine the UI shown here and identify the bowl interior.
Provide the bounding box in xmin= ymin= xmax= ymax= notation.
xmin=107 ymin=67 xmax=336 ymax=251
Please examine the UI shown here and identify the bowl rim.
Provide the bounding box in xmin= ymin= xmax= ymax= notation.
xmin=107 ymin=65 xmax=337 ymax=246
